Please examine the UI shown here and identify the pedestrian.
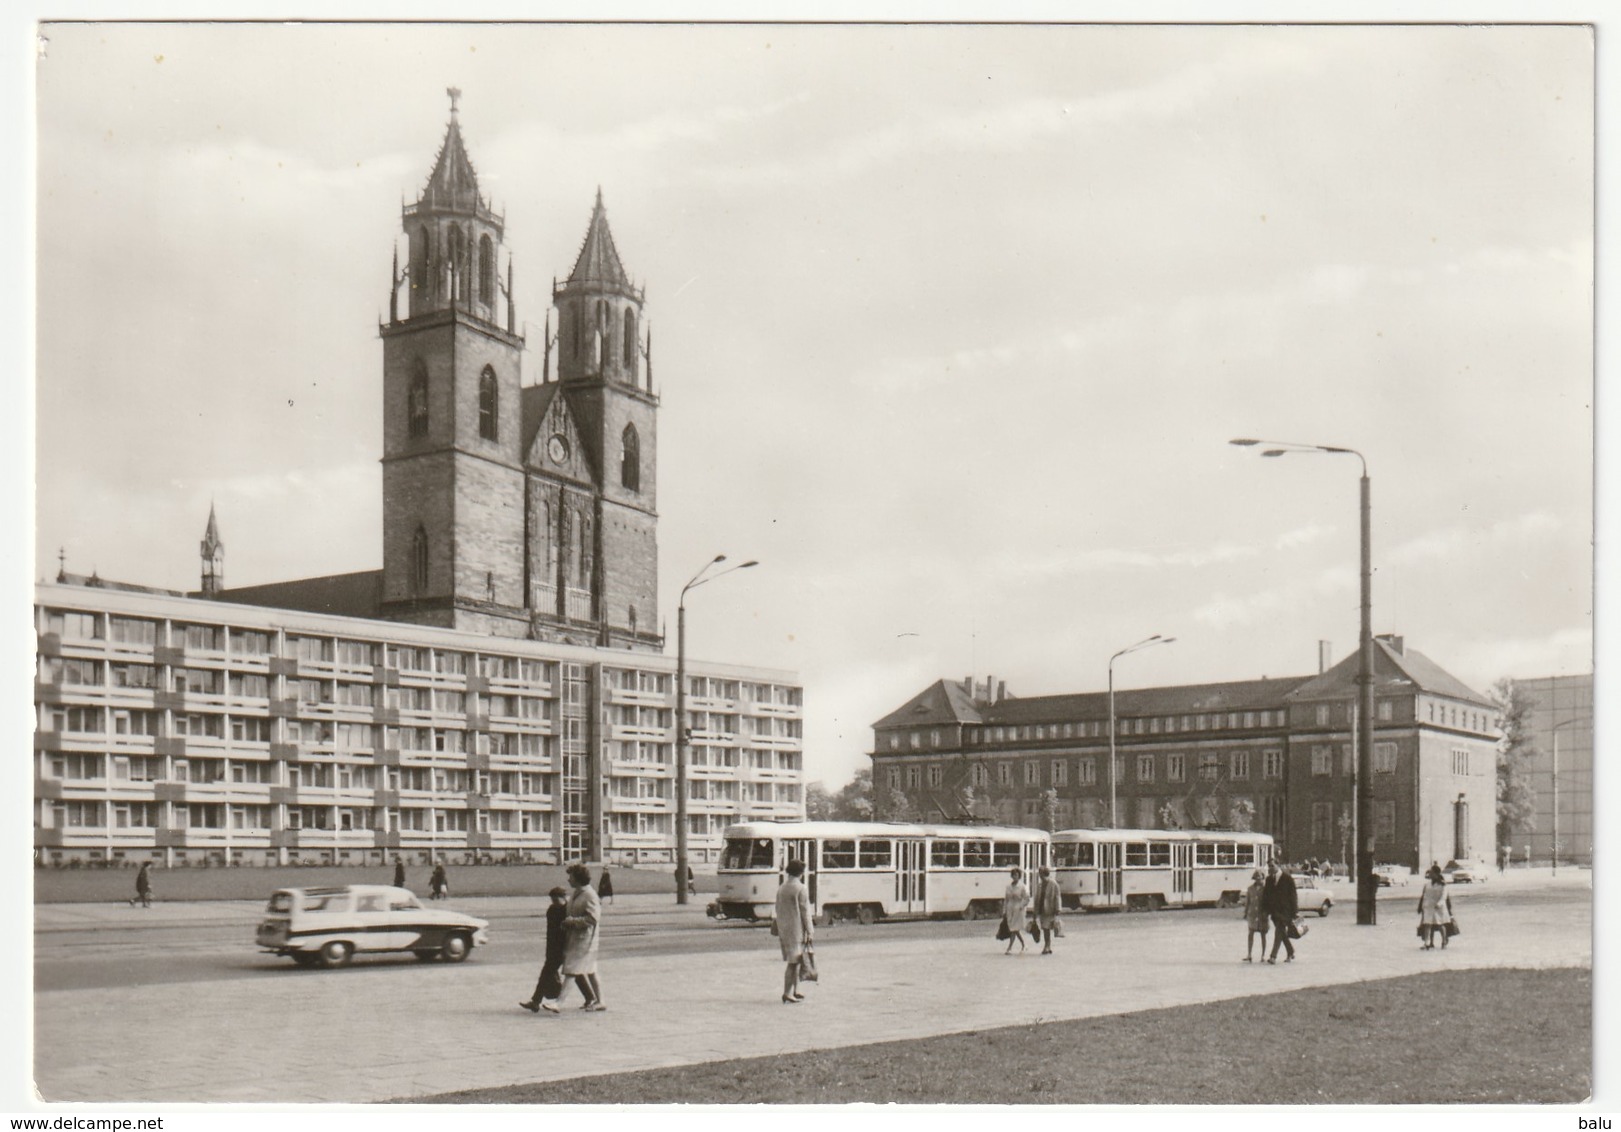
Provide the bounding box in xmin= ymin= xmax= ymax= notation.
xmin=1263 ymin=861 xmax=1298 ymax=964
xmin=392 ymin=857 xmax=406 ymax=888
xmin=1242 ymin=868 xmax=1269 ymax=962
xmin=775 ymin=858 xmax=813 ymax=1004
xmin=430 ymin=861 xmax=448 ymax=900
xmin=1498 ymin=845 xmax=1510 ymax=875
xmin=519 ymin=887 xmax=570 ymax=1013
xmin=1032 ymin=866 xmax=1061 ymax=955
xmin=1002 ymin=867 xmax=1030 ymax=955
xmin=598 ymin=867 xmax=615 ymax=905
xmin=132 ymin=861 xmax=153 ymax=908
xmin=1417 ymin=865 xmax=1453 ymax=950
xmin=544 ymin=863 xmax=604 ymax=1012
xmin=687 ymin=864 xmax=696 ymax=896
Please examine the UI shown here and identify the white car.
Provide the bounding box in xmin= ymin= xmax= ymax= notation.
xmin=255 ymin=884 xmax=489 ymax=968
xmin=1373 ymin=864 xmax=1412 ymax=887
xmin=1292 ymin=875 xmax=1334 ymax=916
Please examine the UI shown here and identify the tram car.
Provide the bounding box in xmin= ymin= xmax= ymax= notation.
xmin=713 ymin=820 xmax=1050 ymax=924
xmin=1052 ymin=827 xmax=1274 ymax=911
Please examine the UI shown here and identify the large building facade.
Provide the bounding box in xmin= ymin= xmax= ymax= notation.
xmin=1511 ymin=673 xmax=1593 ymax=866
xmin=34 ymin=94 xmax=803 ymax=866
xmin=871 ymin=637 xmax=1499 ymax=871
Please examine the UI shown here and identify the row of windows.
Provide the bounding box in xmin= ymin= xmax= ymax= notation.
xmin=1310 ymin=800 xmax=1397 ymax=842
xmin=44 ymin=799 xmax=559 ymax=834
xmin=887 ymin=750 xmax=1286 ymax=793
xmin=1309 ymin=743 xmax=1400 ymax=775
xmin=42 ymin=752 xmax=558 ymax=794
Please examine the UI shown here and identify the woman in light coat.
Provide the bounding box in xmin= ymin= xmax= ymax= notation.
xmin=1002 ymin=867 xmax=1030 ymax=955
xmin=775 ymin=859 xmax=813 ymax=1004
xmin=1417 ymin=866 xmax=1453 ymax=950
xmin=544 ymin=863 xmax=604 ymax=1011
xmin=1242 ymin=868 xmax=1269 ymax=962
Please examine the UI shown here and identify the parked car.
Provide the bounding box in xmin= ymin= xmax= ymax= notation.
xmin=1293 ymin=875 xmax=1334 ymax=916
xmin=1373 ymin=864 xmax=1412 ymax=887
xmin=256 ymin=884 xmax=489 ymax=968
xmin=1443 ymin=860 xmax=1487 ymax=884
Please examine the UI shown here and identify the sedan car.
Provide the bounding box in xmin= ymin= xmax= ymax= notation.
xmin=256 ymin=884 xmax=490 ymax=968
xmin=1292 ymin=875 xmax=1334 ymax=916
xmin=1443 ymin=860 xmax=1487 ymax=884
xmin=1373 ymin=864 xmax=1412 ymax=887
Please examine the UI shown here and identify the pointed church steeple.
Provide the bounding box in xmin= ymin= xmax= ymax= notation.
xmin=567 ymin=187 xmax=634 ymax=291
xmin=200 ymin=502 xmax=224 ymax=597
xmin=554 ymin=190 xmax=645 ymax=386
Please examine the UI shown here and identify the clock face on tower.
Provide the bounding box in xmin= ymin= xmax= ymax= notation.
xmin=547 ymin=435 xmax=569 ymax=464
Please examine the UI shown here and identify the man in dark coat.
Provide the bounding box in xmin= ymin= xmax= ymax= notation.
xmin=1263 ymin=861 xmax=1299 ymax=963
xmin=392 ymin=857 xmax=406 ymax=888
xmin=519 ymin=887 xmax=570 ymax=1013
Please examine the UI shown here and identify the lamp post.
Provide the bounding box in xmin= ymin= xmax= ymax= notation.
xmin=1231 ymin=437 xmax=1376 ymax=926
xmin=1549 ymin=716 xmax=1588 ymax=876
xmin=1109 ymin=635 xmax=1176 ymax=829
xmin=674 ymin=554 xmax=758 ymax=905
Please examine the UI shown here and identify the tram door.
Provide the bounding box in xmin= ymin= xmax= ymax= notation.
xmin=1172 ymin=842 xmax=1194 ymax=905
xmin=894 ymin=838 xmax=926 ymax=915
xmin=1098 ymin=841 xmax=1124 ymax=908
xmin=784 ymin=838 xmax=819 ymax=910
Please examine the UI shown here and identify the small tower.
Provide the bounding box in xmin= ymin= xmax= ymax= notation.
xmin=200 ymin=502 xmax=224 ymax=596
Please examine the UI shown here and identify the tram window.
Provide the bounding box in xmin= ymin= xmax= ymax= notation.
xmin=1148 ymin=842 xmax=1171 ymax=867
xmin=859 ymin=840 xmax=893 ymax=869
xmin=1195 ymin=843 xmax=1216 ymax=866
xmin=930 ymin=840 xmax=962 ymax=868
xmin=1125 ymin=842 xmax=1148 ymax=867
xmin=1054 ymin=842 xmax=1094 ymax=868
xmin=963 ymin=840 xmax=991 ymax=868
xmin=721 ymin=838 xmax=775 ymax=870
xmin=822 ymin=840 xmax=856 ymax=869
xmin=992 ymin=842 xmax=1021 ymax=868
xmin=1216 ymin=843 xmax=1237 ymax=866
xmin=1236 ymin=844 xmax=1256 ymax=866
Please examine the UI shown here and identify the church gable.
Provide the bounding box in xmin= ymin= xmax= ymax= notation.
xmin=522 ymin=385 xmax=596 ymax=486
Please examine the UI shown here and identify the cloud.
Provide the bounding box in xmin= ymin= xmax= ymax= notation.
xmin=1386 ymin=511 xmax=1565 ymax=567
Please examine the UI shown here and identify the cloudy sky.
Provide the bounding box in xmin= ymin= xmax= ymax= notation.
xmin=33 ymin=22 xmax=1594 ymax=790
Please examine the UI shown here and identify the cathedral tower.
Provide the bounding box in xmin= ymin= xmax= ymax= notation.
xmin=199 ymin=503 xmax=224 ymax=596
xmin=379 ymin=89 xmax=527 ymax=633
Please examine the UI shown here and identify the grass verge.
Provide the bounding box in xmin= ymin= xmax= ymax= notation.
xmin=421 ymin=968 xmax=1589 ymax=1105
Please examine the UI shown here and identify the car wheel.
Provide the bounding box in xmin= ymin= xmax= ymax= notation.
xmin=318 ymin=941 xmax=353 ymax=969
xmin=441 ymin=933 xmax=472 ymax=963
xmin=1319 ymin=905 xmax=1330 ymax=917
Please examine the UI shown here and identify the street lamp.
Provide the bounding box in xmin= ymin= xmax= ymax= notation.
xmin=1230 ymin=437 xmax=1377 ymax=926
xmin=1109 ymin=635 xmax=1175 ymax=829
xmin=1549 ymin=716 xmax=1589 ymax=876
xmin=674 ymin=554 xmax=758 ymax=905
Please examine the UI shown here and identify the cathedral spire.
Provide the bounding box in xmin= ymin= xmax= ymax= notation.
xmin=200 ymin=501 xmax=224 ymax=596
xmin=566 ymin=188 xmax=633 ymax=291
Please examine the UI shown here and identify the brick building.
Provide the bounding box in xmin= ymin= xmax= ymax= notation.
xmin=871 ymin=637 xmax=1498 ymax=871
xmin=33 ymin=93 xmax=803 ymax=867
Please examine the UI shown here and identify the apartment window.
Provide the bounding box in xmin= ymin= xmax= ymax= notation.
xmin=1315 ymin=704 xmax=1331 ymax=727
xmin=57 ymin=658 xmax=104 ymax=686
xmin=1167 ymin=754 xmax=1186 ymax=783
xmin=231 ymin=717 xmax=271 ymax=743
xmin=1136 ymin=755 xmax=1155 ymax=783
xmin=1377 ymin=700 xmax=1394 ymax=722
xmin=971 ymin=763 xmax=989 ymax=788
xmin=47 ymin=610 xmax=101 ymax=639
xmin=229 ymin=673 xmax=269 ymax=698
xmin=1451 ymin=749 xmax=1469 ymax=776
xmin=108 ymin=616 xmax=156 ymax=645
xmin=886 ymin=767 xmax=901 ymax=791
xmin=112 ymin=710 xmax=159 ymax=737
xmin=886 ymin=735 xmax=900 ymax=751
xmin=1230 ymin=751 xmax=1250 ymax=780
xmin=1340 ymin=744 xmax=1355 ymax=776
xmin=232 ymin=629 xmax=271 ymax=656
xmin=1374 ymin=742 xmax=1398 ymax=774
xmin=927 ymin=764 xmax=943 ymax=788
xmin=1077 ymin=759 xmax=1096 ymax=786
xmin=1311 ymin=746 xmax=1333 ymax=776
xmin=1263 ymin=749 xmax=1282 ymax=779
xmin=1024 ymin=761 xmax=1040 ymax=786
xmin=1311 ymin=802 xmax=1333 ymax=842
xmin=50 ymin=706 xmax=104 ymax=733
xmin=909 ymin=732 xmax=921 ymax=750
xmin=905 ymin=766 xmax=921 ymax=789
xmin=1051 ymin=759 xmax=1068 ymax=787
xmin=1197 ymin=755 xmax=1221 ymax=782
xmin=997 ymin=762 xmax=1014 ymax=787
xmin=930 ymin=728 xmax=942 ymax=747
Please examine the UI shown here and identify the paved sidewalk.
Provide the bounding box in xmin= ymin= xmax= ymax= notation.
xmin=32 ymin=874 xmax=1591 ymax=1104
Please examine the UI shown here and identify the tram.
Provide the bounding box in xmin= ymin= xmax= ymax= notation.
xmin=713 ymin=820 xmax=1050 ymax=924
xmin=1051 ymin=828 xmax=1274 ymax=911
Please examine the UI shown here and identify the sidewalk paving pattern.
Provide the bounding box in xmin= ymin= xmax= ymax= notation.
xmin=33 ymin=873 xmax=1591 ymax=1103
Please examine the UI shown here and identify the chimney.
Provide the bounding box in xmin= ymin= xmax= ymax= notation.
xmin=996 ymin=679 xmax=1006 ymax=704
xmin=1377 ymin=634 xmax=1405 ymax=655
xmin=1318 ymin=641 xmax=1333 ymax=675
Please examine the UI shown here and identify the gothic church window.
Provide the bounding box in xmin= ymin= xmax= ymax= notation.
xmin=412 ymin=526 xmax=429 ymax=592
xmin=408 ymin=363 xmax=429 ymax=438
xmin=411 ymin=226 xmax=430 ymax=294
xmin=621 ymin=424 xmax=640 ymax=491
xmin=479 ymin=367 xmax=498 ymax=440
xmin=624 ymin=309 xmax=638 ymax=378
xmin=479 ymin=235 xmax=495 ymax=307
xmin=447 ymin=225 xmax=464 ymax=300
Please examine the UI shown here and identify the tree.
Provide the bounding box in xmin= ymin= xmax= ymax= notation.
xmin=831 ymin=768 xmax=874 ymax=821
xmin=1228 ymin=797 xmax=1255 ymax=833
xmin=1490 ymin=678 xmax=1540 ymax=846
xmin=804 ymin=781 xmax=835 ymax=821
xmin=1040 ymin=788 xmax=1061 ymax=832
xmin=1157 ymin=800 xmax=1182 ymax=830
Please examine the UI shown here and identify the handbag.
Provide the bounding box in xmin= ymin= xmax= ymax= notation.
xmin=1444 ymin=919 xmax=1460 ymax=938
xmin=798 ymin=945 xmax=818 ymax=982
xmin=995 ymin=916 xmax=1010 ymax=941
xmin=1288 ymin=918 xmax=1308 ymax=940
xmin=1417 ymin=922 xmax=1429 ymax=939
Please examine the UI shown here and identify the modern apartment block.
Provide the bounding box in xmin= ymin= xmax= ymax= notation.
xmin=1510 ymin=673 xmax=1593 ymax=866
xmin=871 ymin=637 xmax=1500 ymax=871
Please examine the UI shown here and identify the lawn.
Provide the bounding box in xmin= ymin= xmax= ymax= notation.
xmin=421 ymin=968 xmax=1590 ymax=1104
